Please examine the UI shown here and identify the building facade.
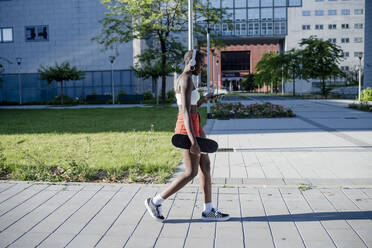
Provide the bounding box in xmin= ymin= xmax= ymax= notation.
xmin=0 ymin=0 xmax=367 ymax=103
xmin=0 ymin=0 xmax=162 ymax=104
xmin=364 ymin=0 xmax=371 ymax=88
xmin=285 ymin=0 xmax=365 ymax=93
xmin=197 ymin=0 xmax=302 ymax=90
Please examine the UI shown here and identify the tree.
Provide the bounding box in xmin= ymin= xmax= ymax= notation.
xmin=38 ymin=62 xmax=85 ymax=105
xmin=93 ymin=0 xmax=225 ymax=104
xmin=281 ymin=49 xmax=303 ymax=96
xmin=132 ymin=48 xmax=182 ymax=104
xmin=299 ymin=36 xmax=345 ymax=97
xmin=241 ymin=73 xmax=257 ymax=92
xmin=255 ymin=52 xmax=283 ymax=93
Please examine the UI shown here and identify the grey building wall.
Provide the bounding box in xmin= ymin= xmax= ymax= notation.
xmin=285 ymin=0 xmax=365 ymax=94
xmin=0 ymin=0 xmax=180 ymax=103
xmin=0 ymin=0 xmax=132 ymax=73
xmin=365 ymin=0 xmax=371 ymax=88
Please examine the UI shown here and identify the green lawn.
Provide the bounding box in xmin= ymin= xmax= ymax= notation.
xmin=0 ymin=106 xmax=206 ymax=183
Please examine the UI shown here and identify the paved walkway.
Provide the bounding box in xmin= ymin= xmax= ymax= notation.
xmin=0 ymin=98 xmax=372 ymax=247
xmin=170 ymin=98 xmax=372 ymax=187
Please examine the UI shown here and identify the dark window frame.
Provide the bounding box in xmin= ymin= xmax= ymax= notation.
xmin=25 ymin=25 xmax=49 ymax=42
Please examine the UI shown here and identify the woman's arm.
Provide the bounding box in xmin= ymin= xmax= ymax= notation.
xmin=197 ymin=93 xmax=217 ymax=108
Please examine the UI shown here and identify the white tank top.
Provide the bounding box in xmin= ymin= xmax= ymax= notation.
xmin=176 ymin=89 xmax=200 ymax=105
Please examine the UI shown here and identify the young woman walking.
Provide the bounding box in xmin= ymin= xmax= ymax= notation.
xmin=145 ymin=49 xmax=230 ymax=222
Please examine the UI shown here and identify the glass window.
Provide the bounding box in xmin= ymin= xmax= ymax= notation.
xmin=235 ymin=0 xmax=246 ymax=8
xmin=261 ymin=0 xmax=273 ymax=7
xmin=288 ymin=0 xmax=301 ymax=6
xmin=280 ymin=22 xmax=286 ymax=34
xmin=328 ymin=10 xmax=337 ymax=15
xmin=328 ymin=24 xmax=336 ymax=29
xmin=274 ymin=8 xmax=286 ymax=20
xmin=302 ymin=25 xmax=310 ymax=30
xmin=354 ymin=37 xmax=363 ymax=43
xmin=354 ymin=23 xmax=363 ymax=29
xmin=262 ymin=22 xmax=267 ymax=34
xmin=274 ymin=0 xmax=286 ymax=6
xmin=315 ymin=0 xmax=324 ymax=2
xmin=267 ymin=22 xmax=273 ymax=34
xmin=248 ymin=22 xmax=259 ymax=35
xmin=222 ymin=0 xmax=230 ymax=8
xmin=274 ymin=22 xmax=280 ymax=34
xmin=248 ymin=8 xmax=259 ymax=21
xmin=342 ymin=52 xmax=349 ymax=57
xmin=235 ymin=8 xmax=246 ymax=22
xmin=341 ymin=24 xmax=349 ymax=29
xmin=315 ymin=24 xmax=323 ymax=30
xmin=274 ymin=22 xmax=286 ymax=35
xmin=315 ymin=10 xmax=324 ymax=16
xmin=354 ymin=52 xmax=363 ymax=58
xmin=341 ymin=9 xmax=350 ymax=15
xmin=328 ymin=38 xmax=336 ymax=43
xmin=223 ymin=8 xmax=234 ymax=21
xmin=1 ymin=28 xmax=13 ymax=42
xmin=261 ymin=8 xmax=273 ymax=20
xmin=354 ymin=9 xmax=363 ymax=15
xmin=341 ymin=38 xmax=349 ymax=43
xmin=25 ymin=25 xmax=48 ymax=41
xmin=210 ymin=0 xmax=220 ymax=8
xmin=248 ymin=0 xmax=259 ymax=7
xmin=235 ymin=22 xmax=247 ymax=35
xmin=302 ymin=10 xmax=311 ymax=16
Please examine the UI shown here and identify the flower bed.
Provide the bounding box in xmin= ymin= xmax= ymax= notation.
xmin=211 ymin=102 xmax=296 ymax=119
xmin=349 ymin=102 xmax=372 ymax=112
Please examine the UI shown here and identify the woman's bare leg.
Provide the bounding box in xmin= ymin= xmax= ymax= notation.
xmin=160 ymin=149 xmax=200 ymax=199
xmin=199 ymin=153 xmax=212 ymax=203
xmin=199 ymin=131 xmax=212 ymax=203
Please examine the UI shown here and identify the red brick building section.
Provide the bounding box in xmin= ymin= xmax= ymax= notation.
xmin=204 ymin=39 xmax=281 ymax=89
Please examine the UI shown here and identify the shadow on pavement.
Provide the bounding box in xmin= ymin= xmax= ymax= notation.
xmin=163 ymin=211 xmax=372 ymax=224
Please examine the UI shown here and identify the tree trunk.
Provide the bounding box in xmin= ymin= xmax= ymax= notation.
xmin=292 ymin=74 xmax=296 ymax=96
xmin=160 ymin=40 xmax=167 ymax=104
xmin=61 ymin=80 xmax=64 ymax=105
xmin=322 ymin=77 xmax=326 ymax=98
xmin=153 ymin=77 xmax=158 ymax=105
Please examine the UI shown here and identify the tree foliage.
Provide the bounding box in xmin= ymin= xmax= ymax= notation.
xmin=92 ymin=0 xmax=225 ymax=104
xmin=38 ymin=61 xmax=85 ymax=105
xmin=255 ymin=52 xmax=284 ymax=93
xmin=299 ymin=36 xmax=345 ymax=97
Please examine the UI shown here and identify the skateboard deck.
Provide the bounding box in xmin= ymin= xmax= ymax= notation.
xmin=171 ymin=134 xmax=218 ymax=153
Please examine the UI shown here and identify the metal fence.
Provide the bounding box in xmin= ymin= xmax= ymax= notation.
xmin=0 ymin=69 xmax=136 ymax=103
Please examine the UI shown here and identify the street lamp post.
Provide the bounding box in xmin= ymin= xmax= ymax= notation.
xmin=216 ymin=59 xmax=219 ymax=94
xmin=16 ymin=58 xmax=22 ymax=105
xmin=358 ymin=55 xmax=363 ymax=102
xmin=211 ymin=49 xmax=214 ymax=94
xmin=109 ymin=55 xmax=116 ymax=104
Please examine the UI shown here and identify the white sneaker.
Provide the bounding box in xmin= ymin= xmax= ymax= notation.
xmin=145 ymin=197 xmax=165 ymax=222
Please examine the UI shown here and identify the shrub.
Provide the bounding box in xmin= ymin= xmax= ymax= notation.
xmin=361 ymin=88 xmax=372 ymax=101
xmin=47 ymin=94 xmax=75 ymax=105
xmin=349 ymin=102 xmax=372 ymax=112
xmin=211 ymin=102 xmax=296 ymax=119
xmin=115 ymin=90 xmax=127 ymax=103
xmin=143 ymin=91 xmax=154 ymax=100
xmin=166 ymin=89 xmax=176 ymax=103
